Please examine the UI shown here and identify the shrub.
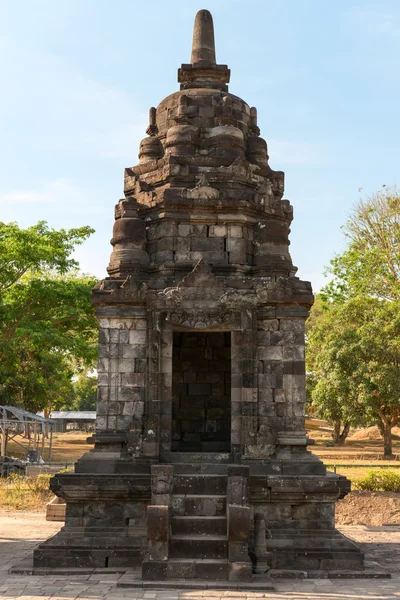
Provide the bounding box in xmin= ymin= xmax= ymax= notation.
xmin=0 ymin=474 xmax=53 ymax=510
xmin=353 ymin=470 xmax=400 ymax=492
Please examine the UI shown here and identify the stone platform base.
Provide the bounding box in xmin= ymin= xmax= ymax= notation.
xmin=11 ymin=555 xmax=391 ymax=585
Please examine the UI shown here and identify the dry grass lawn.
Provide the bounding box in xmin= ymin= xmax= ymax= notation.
xmin=3 ymin=426 xmax=400 ymax=513
xmin=309 ymin=426 xmax=400 ymax=479
xmin=0 ymin=474 xmax=53 ymax=511
xmin=5 ymin=430 xmax=91 ymax=464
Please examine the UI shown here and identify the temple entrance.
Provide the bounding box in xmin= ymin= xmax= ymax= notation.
xmin=171 ymin=331 xmax=231 ymax=452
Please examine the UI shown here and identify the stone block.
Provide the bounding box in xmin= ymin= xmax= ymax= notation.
xmin=228 ymin=542 xmax=250 ymax=563
xmin=157 ymin=221 xmax=176 ymax=238
xmin=107 ymin=416 xmax=117 ymax=429
xmin=155 ymin=251 xmax=174 ymax=263
xmin=191 ymin=237 xmax=224 ymax=251
xmin=116 ymin=415 xmax=132 ymax=429
xmin=129 ymin=330 xmax=147 ymax=345
xmin=121 ymin=373 xmax=145 ymax=386
xmin=280 ymin=318 xmax=304 ymax=332
xmin=147 ymin=505 xmax=169 ymax=542
xmin=274 ymin=389 xmax=286 ymax=402
xmin=121 ymin=344 xmax=147 ymax=359
xmin=96 ymin=416 xmax=107 ymax=430
xmin=167 ymin=560 xmax=196 ymax=578
xmin=187 ymin=383 xmax=211 ymax=395
xmin=122 ymin=401 xmax=144 ymax=416
xmin=117 ymin=359 xmax=134 ymax=373
xmin=142 ymin=560 xmax=167 ymax=580
xmin=229 ymin=561 xmax=252 ymax=581
xmin=204 ymin=250 xmax=228 ymax=263
xmin=210 ymin=224 xmax=227 ymax=237
xmin=228 ymin=225 xmax=243 ymax=238
xmin=258 ymin=346 xmax=283 ymax=360
xmin=228 ymin=505 xmax=250 ymax=541
xmin=228 ymin=238 xmax=247 ymax=263
xmin=175 ymin=238 xmax=190 ymax=254
xmin=157 ymin=237 xmax=174 ymax=251
xmin=258 ymin=318 xmax=279 ymax=331
xmin=178 ymin=223 xmax=191 ymax=236
xmin=135 ymin=358 xmax=147 ymax=372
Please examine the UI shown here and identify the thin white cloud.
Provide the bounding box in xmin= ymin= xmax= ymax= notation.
xmin=69 ymin=122 xmax=146 ymax=161
xmin=0 ymin=36 xmax=147 ymax=161
xmin=0 ymin=178 xmax=87 ymax=206
xmin=268 ymin=140 xmax=325 ymax=166
xmin=349 ymin=8 xmax=400 ymax=37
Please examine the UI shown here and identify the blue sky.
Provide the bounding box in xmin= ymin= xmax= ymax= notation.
xmin=1 ymin=0 xmax=399 ymax=291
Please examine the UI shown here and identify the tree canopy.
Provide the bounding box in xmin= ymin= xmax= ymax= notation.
xmin=308 ymin=187 xmax=400 ymax=455
xmin=307 ymin=296 xmax=400 ymax=454
xmin=322 ymin=186 xmax=400 ymax=303
xmin=0 ymin=221 xmax=98 ymax=413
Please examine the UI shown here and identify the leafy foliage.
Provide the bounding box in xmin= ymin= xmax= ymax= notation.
xmin=353 ymin=470 xmax=400 ymax=492
xmin=0 ymin=221 xmax=98 ymax=413
xmin=307 ymin=296 xmax=400 ymax=455
xmin=322 ymin=186 xmax=400 ymax=303
xmin=60 ymin=373 xmax=97 ymax=411
xmin=306 ymin=296 xmax=366 ymax=443
xmin=0 ymin=221 xmax=94 ymax=293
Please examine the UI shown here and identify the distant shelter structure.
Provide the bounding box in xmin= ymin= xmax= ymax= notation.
xmin=0 ymin=406 xmax=56 ymax=466
xmin=33 ymin=9 xmax=364 ymax=583
xmin=38 ymin=411 xmax=96 ymax=433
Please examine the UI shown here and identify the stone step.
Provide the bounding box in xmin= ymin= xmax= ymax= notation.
xmin=170 ymin=535 xmax=228 ymax=559
xmin=266 ymin=538 xmax=363 ymax=552
xmin=171 ymin=515 xmax=227 ymax=536
xmin=172 ymin=463 xmax=228 ymax=475
xmin=164 ymin=452 xmax=231 ymax=463
xmin=172 ymin=494 xmax=226 ymax=516
xmin=271 ymin=550 xmax=365 ymax=570
xmin=173 ymin=473 xmax=227 ymax=495
xmin=164 ymin=558 xmax=229 ymax=580
xmin=141 ymin=558 xmax=254 ymax=583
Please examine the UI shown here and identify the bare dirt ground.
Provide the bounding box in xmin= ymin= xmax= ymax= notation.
xmin=336 ymin=491 xmax=400 ymax=526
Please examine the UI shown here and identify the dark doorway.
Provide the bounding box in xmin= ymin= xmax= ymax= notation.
xmin=172 ymin=332 xmax=231 ymax=452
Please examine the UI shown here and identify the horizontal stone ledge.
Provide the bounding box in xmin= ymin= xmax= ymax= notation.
xmin=96 ymin=307 xmax=147 ymax=317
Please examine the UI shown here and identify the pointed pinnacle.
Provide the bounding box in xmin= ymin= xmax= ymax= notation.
xmin=191 ymin=9 xmax=216 ymax=65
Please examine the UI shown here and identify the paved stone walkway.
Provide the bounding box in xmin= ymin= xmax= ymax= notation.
xmin=1 ymin=513 xmax=400 ymax=599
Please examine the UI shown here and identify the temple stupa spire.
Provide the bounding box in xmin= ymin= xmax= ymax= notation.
xmin=178 ymin=9 xmax=230 ymax=91
xmin=191 ymin=9 xmax=216 ymax=65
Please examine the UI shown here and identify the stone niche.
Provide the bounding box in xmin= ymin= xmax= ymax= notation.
xmin=33 ymin=9 xmax=364 ymax=581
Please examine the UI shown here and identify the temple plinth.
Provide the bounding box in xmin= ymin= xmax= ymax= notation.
xmin=34 ymin=9 xmax=364 ymax=581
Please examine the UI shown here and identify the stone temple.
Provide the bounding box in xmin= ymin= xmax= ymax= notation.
xmin=34 ymin=9 xmax=363 ymax=582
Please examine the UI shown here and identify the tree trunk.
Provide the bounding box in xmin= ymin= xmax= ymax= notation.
xmin=332 ymin=419 xmax=341 ymax=444
xmin=338 ymin=421 xmax=351 ymax=444
xmin=44 ymin=407 xmax=50 ymax=439
xmin=382 ymin=424 xmax=393 ymax=458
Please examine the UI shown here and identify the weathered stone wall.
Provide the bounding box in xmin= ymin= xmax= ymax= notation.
xmin=96 ymin=312 xmax=147 ymax=432
xmin=155 ymin=89 xmax=251 ymax=139
xmin=257 ymin=316 xmax=306 ymax=441
xmin=147 ymin=220 xmax=255 ymax=267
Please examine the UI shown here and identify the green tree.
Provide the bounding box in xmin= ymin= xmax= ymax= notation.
xmin=307 ymin=297 xmax=400 ymax=456
xmin=70 ymin=373 xmax=97 ymax=411
xmin=306 ymin=297 xmax=366 ymax=444
xmin=0 ymin=221 xmax=98 ymax=414
xmin=322 ymin=186 xmax=400 ymax=303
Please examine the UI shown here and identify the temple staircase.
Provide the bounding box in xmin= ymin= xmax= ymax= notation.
xmin=142 ymin=460 xmax=252 ymax=582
